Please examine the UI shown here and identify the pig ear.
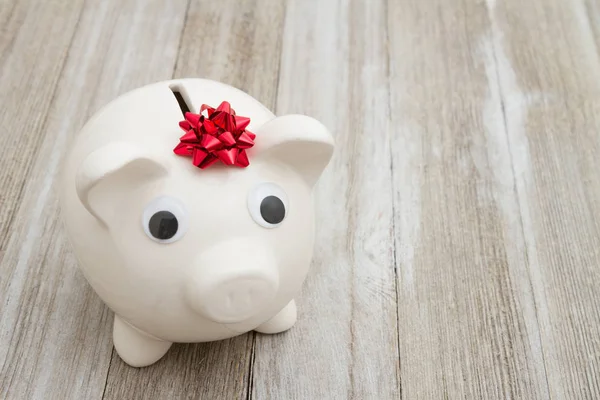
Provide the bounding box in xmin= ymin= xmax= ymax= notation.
xmin=76 ymin=142 xmax=168 ymax=223
xmin=252 ymin=115 xmax=334 ymax=187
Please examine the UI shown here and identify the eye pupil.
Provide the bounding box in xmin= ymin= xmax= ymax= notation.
xmin=149 ymin=211 xmax=178 ymax=240
xmin=260 ymin=196 xmax=285 ymax=224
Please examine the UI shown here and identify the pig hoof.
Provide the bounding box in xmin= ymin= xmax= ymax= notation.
xmin=113 ymin=315 xmax=172 ymax=367
xmin=255 ymin=300 xmax=297 ymax=334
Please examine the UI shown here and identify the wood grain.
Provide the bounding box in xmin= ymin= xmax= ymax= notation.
xmin=491 ymin=0 xmax=600 ymax=397
xmin=1 ymin=0 xmax=600 ymax=398
xmin=101 ymin=1 xmax=287 ymax=399
xmin=251 ymin=0 xmax=400 ymax=398
xmin=387 ymin=0 xmax=550 ymax=398
xmin=171 ymin=0 xmax=286 ymax=110
xmin=0 ymin=0 xmax=187 ymax=398
xmin=0 ymin=0 xmax=85 ymax=256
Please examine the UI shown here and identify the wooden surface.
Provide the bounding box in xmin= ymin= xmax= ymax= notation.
xmin=1 ymin=0 xmax=599 ymax=398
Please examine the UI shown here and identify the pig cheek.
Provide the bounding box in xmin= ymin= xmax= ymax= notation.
xmin=108 ymin=213 xmax=182 ymax=284
xmin=272 ymin=197 xmax=315 ymax=291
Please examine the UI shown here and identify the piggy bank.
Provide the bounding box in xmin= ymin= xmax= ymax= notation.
xmin=59 ymin=79 xmax=334 ymax=367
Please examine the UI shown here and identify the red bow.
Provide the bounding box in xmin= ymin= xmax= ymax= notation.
xmin=173 ymin=101 xmax=256 ymax=169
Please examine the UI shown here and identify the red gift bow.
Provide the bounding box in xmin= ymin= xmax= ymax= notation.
xmin=173 ymin=101 xmax=256 ymax=169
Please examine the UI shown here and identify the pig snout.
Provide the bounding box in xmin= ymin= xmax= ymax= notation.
xmin=186 ymin=239 xmax=279 ymax=324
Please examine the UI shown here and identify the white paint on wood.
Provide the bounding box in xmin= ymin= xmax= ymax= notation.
xmin=393 ymin=122 xmax=422 ymax=292
xmin=252 ymin=0 xmax=400 ymax=398
xmin=486 ymin=0 xmax=600 ymax=397
xmin=2 ymin=0 xmax=600 ymax=398
xmin=480 ymin=16 xmax=553 ymax=397
xmin=0 ymin=0 xmax=188 ymax=398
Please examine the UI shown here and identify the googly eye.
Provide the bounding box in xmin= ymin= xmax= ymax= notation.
xmin=142 ymin=196 xmax=188 ymax=243
xmin=248 ymin=183 xmax=288 ymax=228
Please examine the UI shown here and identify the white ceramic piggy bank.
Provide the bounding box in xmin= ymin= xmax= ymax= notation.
xmin=59 ymin=79 xmax=334 ymax=367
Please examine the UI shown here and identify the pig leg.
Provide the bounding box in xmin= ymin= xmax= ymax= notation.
xmin=113 ymin=315 xmax=172 ymax=367
xmin=254 ymin=299 xmax=297 ymax=334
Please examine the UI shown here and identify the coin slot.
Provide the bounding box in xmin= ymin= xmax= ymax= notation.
xmin=169 ymin=84 xmax=193 ymax=116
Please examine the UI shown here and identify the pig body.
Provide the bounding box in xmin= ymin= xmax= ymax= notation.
xmin=60 ymin=79 xmax=334 ymax=367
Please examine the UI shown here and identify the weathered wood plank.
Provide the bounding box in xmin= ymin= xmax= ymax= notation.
xmin=0 ymin=0 xmax=88 ymax=396
xmin=490 ymin=0 xmax=600 ymax=397
xmin=251 ymin=0 xmax=400 ymax=398
xmin=102 ymin=1 xmax=287 ymax=399
xmin=171 ymin=0 xmax=286 ymax=110
xmin=0 ymin=0 xmax=27 ymax=58
xmin=3 ymin=0 xmax=600 ymax=398
xmin=103 ymin=337 xmax=254 ymax=400
xmin=0 ymin=0 xmax=187 ymax=398
xmin=0 ymin=0 xmax=84 ymax=251
xmin=388 ymin=0 xmax=549 ymax=398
